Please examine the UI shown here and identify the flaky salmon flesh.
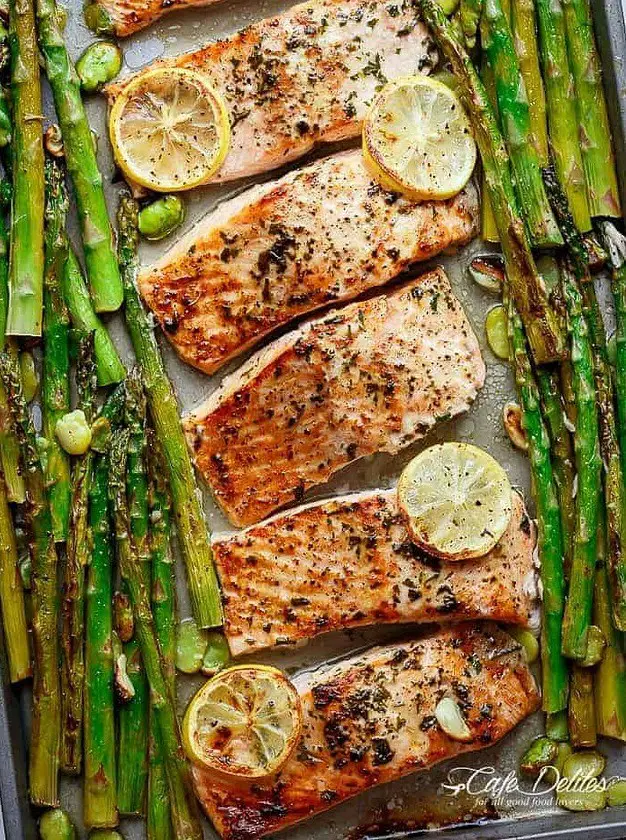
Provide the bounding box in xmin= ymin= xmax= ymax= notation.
xmin=214 ymin=490 xmax=538 ymax=656
xmin=139 ymin=151 xmax=479 ymax=375
xmin=183 ymin=269 xmax=485 ymax=527
xmin=106 ymin=0 xmax=437 ymax=181
xmin=194 ymin=623 xmax=540 ymax=839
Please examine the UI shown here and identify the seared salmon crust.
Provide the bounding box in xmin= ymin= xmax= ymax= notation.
xmin=214 ymin=489 xmax=538 ymax=656
xmin=183 ymin=269 xmax=485 ymax=526
xmin=193 ymin=623 xmax=540 ymax=839
xmin=106 ymin=0 xmax=437 ymax=182
xmin=139 ymin=152 xmax=479 ymax=375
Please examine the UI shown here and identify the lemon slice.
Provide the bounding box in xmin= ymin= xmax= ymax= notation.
xmin=363 ymin=75 xmax=477 ymax=200
xmin=109 ymin=67 xmax=230 ymax=192
xmin=182 ymin=665 xmax=302 ymax=779
xmin=397 ymin=443 xmax=513 ymax=560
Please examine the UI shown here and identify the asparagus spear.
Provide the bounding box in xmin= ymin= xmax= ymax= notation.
xmin=0 ymin=7 xmax=9 ymax=155
xmin=62 ymin=248 xmax=125 ymax=387
xmin=584 ymin=293 xmax=626 ymax=631
xmin=532 ymin=258 xmax=576 ymax=572
xmin=544 ymin=169 xmax=626 ymax=632
xmin=511 ymin=6 xmax=580 ymax=584
xmin=117 ymin=639 xmax=148 ymax=815
xmin=147 ymin=435 xmax=176 ymax=840
xmin=594 ymin=514 xmax=626 ymax=741
xmin=60 ymin=333 xmax=96 ymax=775
xmin=558 ymin=259 xmax=601 ymax=659
xmin=561 ymin=0 xmax=620 ymax=219
xmin=536 ymin=366 xmax=575 ymax=570
xmin=117 ymin=371 xmax=149 ymax=816
xmin=84 ymin=386 xmax=124 ymax=829
xmin=475 ymin=0 xmax=505 ymax=244
xmin=126 ymin=371 xmax=149 ymax=569
xmin=109 ymin=430 xmax=203 ymax=840
xmin=543 ymin=167 xmax=590 ymax=268
xmin=559 ymin=360 xmax=577 ymax=425
xmin=416 ymin=0 xmax=565 ymax=364
xmin=0 ymin=273 xmax=30 ymax=687
xmin=0 ymin=366 xmax=23 ymax=503
xmin=545 ymin=710 xmax=569 ymax=742
xmin=600 ymin=221 xmax=626 ymax=476
xmin=42 ymin=156 xmax=70 ymax=542
xmin=113 ymin=590 xmax=133 ymax=642
xmin=535 ymin=0 xmax=591 ymax=232
xmin=568 ymin=665 xmax=596 ymax=747
xmin=0 ymin=467 xmax=30 ymax=682
xmin=0 ymin=391 xmax=22 ymax=505
xmin=7 ymin=0 xmax=45 ymax=336
xmin=460 ymin=0 xmax=483 ymax=48
xmin=147 ymin=697 xmax=172 ymax=840
xmin=0 ymin=179 xmax=8 ymax=347
xmin=510 ymin=0 xmax=549 ymax=164
xmin=480 ymin=0 xmax=562 ymax=247
xmin=35 ymin=0 xmax=123 ymax=312
xmin=117 ymin=194 xmax=222 ymax=628
xmin=0 ymin=181 xmax=23 ymax=504
xmin=0 ymin=352 xmax=60 ymax=806
xmin=0 ymin=70 xmax=24 ymax=544
xmin=480 ymin=58 xmax=500 ymax=243
xmin=148 ymin=440 xmax=175 ymax=684
xmin=508 ymin=297 xmax=568 ymax=713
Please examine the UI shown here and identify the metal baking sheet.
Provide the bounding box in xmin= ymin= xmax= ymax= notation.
xmin=2 ymin=0 xmax=626 ymax=838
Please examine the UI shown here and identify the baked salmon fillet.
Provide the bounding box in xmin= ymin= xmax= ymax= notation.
xmin=139 ymin=151 xmax=479 ymax=375
xmin=86 ymin=0 xmax=220 ymax=36
xmin=183 ymin=269 xmax=485 ymax=527
xmin=194 ymin=623 xmax=541 ymax=839
xmin=214 ymin=490 xmax=538 ymax=656
xmin=106 ymin=0 xmax=437 ymax=181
